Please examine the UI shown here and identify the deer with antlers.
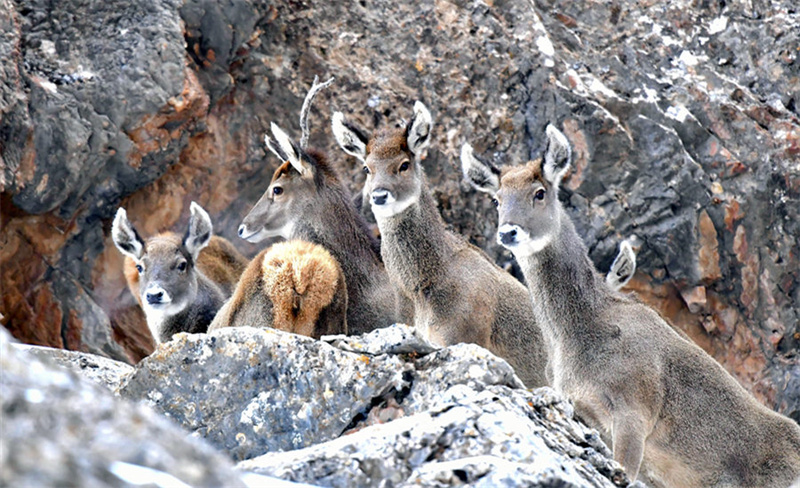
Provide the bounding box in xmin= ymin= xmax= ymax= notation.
xmin=236 ymin=77 xmax=409 ymax=335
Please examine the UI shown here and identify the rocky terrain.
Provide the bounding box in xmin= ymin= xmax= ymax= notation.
xmin=1 ymin=0 xmax=799 ymax=424
xmin=2 ymin=324 xmax=636 ymax=487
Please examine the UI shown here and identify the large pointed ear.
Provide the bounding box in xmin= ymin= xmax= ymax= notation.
xmin=542 ymin=124 xmax=572 ymax=186
xmin=111 ymin=208 xmax=145 ymax=260
xmin=606 ymin=238 xmax=637 ymax=290
xmin=406 ymin=101 xmax=432 ymax=155
xmin=332 ymin=111 xmax=368 ymax=162
xmin=265 ymin=123 xmax=313 ymax=178
xmin=460 ymin=143 xmax=500 ymax=195
xmin=184 ymin=202 xmax=213 ymax=260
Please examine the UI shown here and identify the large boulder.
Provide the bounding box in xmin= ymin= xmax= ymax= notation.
xmin=119 ymin=324 xmax=633 ymax=486
xmin=1 ymin=0 xmax=798 ymax=422
xmin=239 ymin=386 xmax=626 ymax=487
xmin=0 ymin=326 xmax=283 ymax=487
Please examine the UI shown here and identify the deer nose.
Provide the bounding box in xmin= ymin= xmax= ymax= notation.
xmin=498 ymin=224 xmax=520 ymax=246
xmin=146 ymin=291 xmax=164 ymax=305
xmin=499 ymin=229 xmax=517 ymax=245
xmin=372 ymin=189 xmax=390 ymax=206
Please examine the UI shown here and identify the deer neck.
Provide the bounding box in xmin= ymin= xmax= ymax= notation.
xmin=516 ymin=208 xmax=609 ymax=347
xmin=290 ymin=184 xmax=384 ymax=288
xmin=375 ymin=185 xmax=451 ymax=294
xmin=153 ymin=274 xmax=223 ymax=341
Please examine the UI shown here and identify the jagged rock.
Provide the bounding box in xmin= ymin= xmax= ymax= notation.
xmin=322 ymin=321 xmax=440 ymax=356
xmin=240 ymin=389 xmax=627 ymax=487
xmin=119 ymin=326 xmax=411 ymax=461
xmin=119 ymin=324 xmax=631 ymax=486
xmin=0 ymin=326 xmax=253 ymax=487
xmin=1 ymin=0 xmax=798 ymax=422
xmin=12 ymin=343 xmax=134 ymax=392
xmin=232 ymin=327 xmax=628 ymax=487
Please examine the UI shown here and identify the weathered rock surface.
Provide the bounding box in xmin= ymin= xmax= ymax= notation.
xmin=120 ymin=326 xmax=412 ymax=461
xmin=1 ymin=0 xmax=798 ymax=421
xmin=13 ymin=342 xmax=134 ymax=391
xmin=0 ymin=326 xmax=268 ymax=488
xmin=119 ymin=324 xmax=631 ymax=486
xmin=239 ymin=385 xmax=627 ymax=487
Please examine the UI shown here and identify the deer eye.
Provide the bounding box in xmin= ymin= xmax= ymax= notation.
xmin=135 ymin=264 xmax=143 ymax=273
xmin=399 ymin=161 xmax=410 ymax=172
xmin=491 ymin=198 xmax=499 ymax=208
xmin=177 ymin=261 xmax=187 ymax=271
xmin=272 ymin=186 xmax=283 ymax=196
xmin=534 ymin=189 xmax=546 ymax=201
xmin=363 ymin=165 xmax=370 ymax=174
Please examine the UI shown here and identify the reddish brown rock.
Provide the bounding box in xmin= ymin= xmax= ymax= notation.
xmin=696 ymin=210 xmax=722 ymax=283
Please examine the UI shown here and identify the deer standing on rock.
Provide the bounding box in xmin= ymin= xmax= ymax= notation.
xmin=237 ymin=77 xmax=407 ymax=335
xmin=112 ymin=202 xmax=247 ymax=344
xmin=463 ymin=124 xmax=800 ymax=487
xmin=332 ymin=101 xmax=550 ymax=388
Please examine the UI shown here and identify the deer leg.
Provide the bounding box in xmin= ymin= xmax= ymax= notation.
xmin=612 ymin=411 xmax=647 ymax=482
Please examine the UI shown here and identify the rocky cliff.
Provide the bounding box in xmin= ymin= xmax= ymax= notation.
xmin=1 ymin=0 xmax=798 ymax=420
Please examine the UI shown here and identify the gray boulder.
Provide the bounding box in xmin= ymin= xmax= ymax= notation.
xmin=119 ymin=326 xmax=428 ymax=461
xmin=13 ymin=343 xmax=134 ymax=392
xmin=239 ymin=384 xmax=628 ymax=487
xmin=0 ymin=326 xmax=291 ymax=488
xmin=120 ymin=324 xmax=631 ymax=486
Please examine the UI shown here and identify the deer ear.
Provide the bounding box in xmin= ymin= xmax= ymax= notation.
xmin=543 ymin=124 xmax=572 ymax=185
xmin=184 ymin=202 xmax=213 ymax=260
xmin=266 ymin=123 xmax=313 ymax=178
xmin=332 ymin=111 xmax=368 ymax=162
xmin=606 ymin=238 xmax=637 ymax=290
xmin=406 ymin=101 xmax=432 ymax=155
xmin=111 ymin=208 xmax=145 ymax=260
xmin=461 ymin=143 xmax=500 ymax=195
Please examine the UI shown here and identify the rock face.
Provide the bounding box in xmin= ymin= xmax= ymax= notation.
xmin=118 ymin=324 xmax=631 ymax=486
xmin=0 ymin=327 xmax=248 ymax=487
xmin=1 ymin=0 xmax=799 ymax=421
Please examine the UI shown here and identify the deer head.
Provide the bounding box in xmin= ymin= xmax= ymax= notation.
xmin=238 ymin=123 xmax=323 ymax=243
xmin=461 ymin=124 xmax=571 ymax=257
xmin=239 ymin=77 xmax=335 ymax=243
xmin=112 ymin=202 xmax=213 ymax=318
xmin=332 ymin=101 xmax=433 ymax=219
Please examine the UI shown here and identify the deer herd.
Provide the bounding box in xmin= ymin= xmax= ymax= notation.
xmin=111 ymin=78 xmax=800 ymax=487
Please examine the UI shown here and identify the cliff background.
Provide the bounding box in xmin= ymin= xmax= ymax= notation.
xmin=1 ymin=0 xmax=798 ymax=422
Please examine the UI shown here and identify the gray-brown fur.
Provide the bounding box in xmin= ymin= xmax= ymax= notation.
xmin=333 ymin=102 xmax=548 ymax=388
xmin=112 ymin=202 xmax=247 ymax=344
xmin=238 ymin=122 xmax=405 ymax=334
xmin=488 ymin=124 xmax=800 ymax=487
xmin=210 ymin=240 xmax=347 ymax=339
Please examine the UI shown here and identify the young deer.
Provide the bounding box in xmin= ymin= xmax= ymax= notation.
xmin=332 ymin=101 xmax=550 ymax=387
xmin=237 ymin=78 xmax=405 ymax=335
xmin=463 ymin=125 xmax=800 ymax=487
xmin=209 ymin=239 xmax=347 ymax=339
xmin=112 ymin=202 xmax=247 ymax=344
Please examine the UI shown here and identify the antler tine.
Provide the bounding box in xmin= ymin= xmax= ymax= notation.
xmin=299 ymin=75 xmax=335 ymax=149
